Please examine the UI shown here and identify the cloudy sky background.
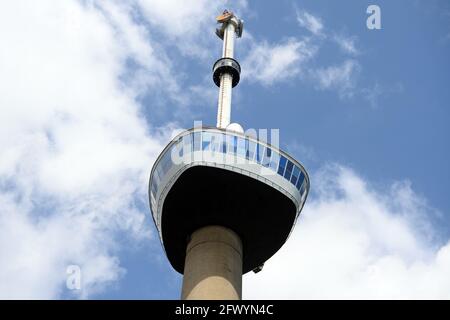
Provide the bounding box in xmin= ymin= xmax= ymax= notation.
xmin=0 ymin=0 xmax=449 ymax=299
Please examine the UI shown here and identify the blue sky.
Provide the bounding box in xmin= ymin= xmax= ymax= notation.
xmin=0 ymin=0 xmax=449 ymax=299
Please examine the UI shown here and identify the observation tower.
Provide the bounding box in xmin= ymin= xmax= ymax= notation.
xmin=148 ymin=10 xmax=310 ymax=300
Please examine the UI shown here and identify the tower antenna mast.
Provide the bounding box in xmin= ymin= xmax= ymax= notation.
xmin=213 ymin=10 xmax=243 ymax=129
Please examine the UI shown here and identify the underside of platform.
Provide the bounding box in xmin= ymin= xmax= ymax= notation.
xmin=161 ymin=166 xmax=297 ymax=274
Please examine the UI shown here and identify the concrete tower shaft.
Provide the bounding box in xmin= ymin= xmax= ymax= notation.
xmin=181 ymin=226 xmax=242 ymax=300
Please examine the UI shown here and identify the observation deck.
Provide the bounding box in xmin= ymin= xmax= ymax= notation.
xmin=149 ymin=127 xmax=310 ymax=274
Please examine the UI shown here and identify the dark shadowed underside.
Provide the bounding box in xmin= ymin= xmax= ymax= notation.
xmin=161 ymin=166 xmax=297 ymax=274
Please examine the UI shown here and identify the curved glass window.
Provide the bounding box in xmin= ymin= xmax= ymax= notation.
xmin=182 ymin=133 xmax=192 ymax=155
xmin=296 ymin=171 xmax=305 ymax=191
xmin=269 ymin=150 xmax=280 ymax=172
xmin=237 ymin=137 xmax=247 ymax=158
xmin=291 ymin=166 xmax=300 ymax=185
xmin=253 ymin=143 xmax=259 ymax=163
xmin=300 ymin=179 xmax=307 ymax=196
xmin=160 ymin=150 xmax=172 ymax=176
xmin=210 ymin=133 xmax=223 ymax=153
xmin=202 ymin=132 xmax=212 ymax=150
xmin=257 ymin=144 xmax=265 ymax=164
xmin=193 ymin=132 xmax=201 ymax=151
xmin=150 ymin=180 xmax=157 ymax=198
xmin=151 ymin=129 xmax=308 ymax=212
xmin=171 ymin=137 xmax=184 ymax=161
xmin=247 ymin=140 xmax=256 ymax=161
xmin=277 ymin=156 xmax=287 ymax=176
xmin=227 ymin=135 xmax=237 ymax=154
xmin=153 ymin=166 xmax=162 ymax=187
xmin=284 ymin=160 xmax=294 ymax=180
xmin=261 ymin=146 xmax=271 ymax=167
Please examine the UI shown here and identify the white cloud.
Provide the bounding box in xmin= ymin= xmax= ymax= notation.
xmin=138 ymin=0 xmax=223 ymax=37
xmin=0 ymin=0 xmax=180 ymax=298
xmin=362 ymin=82 xmax=384 ymax=108
xmin=312 ymin=60 xmax=360 ymax=98
xmin=244 ymin=165 xmax=450 ymax=299
xmin=242 ymin=38 xmax=317 ymax=85
xmin=362 ymin=82 xmax=404 ymax=108
xmin=296 ymin=10 xmax=324 ymax=36
xmin=241 ymin=7 xmax=362 ymax=98
xmin=334 ymin=34 xmax=359 ymax=55
xmin=286 ymin=141 xmax=317 ymax=163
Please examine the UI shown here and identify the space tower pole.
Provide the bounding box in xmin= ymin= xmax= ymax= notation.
xmin=180 ymin=10 xmax=244 ymax=300
xmin=215 ymin=11 xmax=243 ymax=129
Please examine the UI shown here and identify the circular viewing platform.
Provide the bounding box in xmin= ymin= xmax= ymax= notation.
xmin=149 ymin=127 xmax=310 ymax=274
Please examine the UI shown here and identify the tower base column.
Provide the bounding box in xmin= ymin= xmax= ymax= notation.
xmin=181 ymin=225 xmax=243 ymax=300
